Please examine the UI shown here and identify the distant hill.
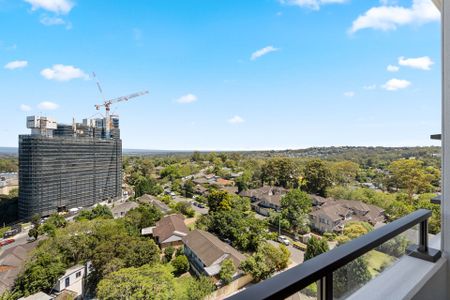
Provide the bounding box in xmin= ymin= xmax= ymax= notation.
xmin=0 ymin=147 xmax=17 ymax=156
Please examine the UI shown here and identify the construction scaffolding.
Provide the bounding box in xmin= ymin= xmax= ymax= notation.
xmin=18 ymin=118 xmax=122 ymax=219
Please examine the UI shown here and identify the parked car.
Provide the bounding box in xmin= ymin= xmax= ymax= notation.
xmin=0 ymin=239 xmax=15 ymax=247
xmin=277 ymin=235 xmax=290 ymax=246
xmin=197 ymin=203 xmax=205 ymax=208
xmin=3 ymin=225 xmax=21 ymax=239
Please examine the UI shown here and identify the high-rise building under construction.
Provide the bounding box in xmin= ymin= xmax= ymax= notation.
xmin=18 ymin=115 xmax=122 ymax=219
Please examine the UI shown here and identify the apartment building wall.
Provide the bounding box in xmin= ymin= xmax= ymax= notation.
xmin=18 ymin=135 xmax=122 ymax=219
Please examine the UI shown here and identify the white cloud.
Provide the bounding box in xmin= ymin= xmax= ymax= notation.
xmin=40 ymin=15 xmax=65 ymax=25
xmin=349 ymin=0 xmax=439 ymax=33
xmin=176 ymin=94 xmax=197 ymax=104
xmin=382 ymin=78 xmax=411 ymax=91
xmin=251 ymin=46 xmax=279 ymax=60
xmin=344 ymin=91 xmax=355 ymax=97
xmin=387 ymin=64 xmax=400 ymax=72
xmin=228 ymin=115 xmax=245 ymax=124
xmin=24 ymin=0 xmax=74 ymax=14
xmin=398 ymin=56 xmax=434 ymax=70
xmin=20 ymin=104 xmax=32 ymax=112
xmin=279 ymin=0 xmax=348 ymax=10
xmin=40 ymin=64 xmax=88 ymax=81
xmin=4 ymin=60 xmax=28 ymax=70
xmin=363 ymin=84 xmax=377 ymax=90
xmin=38 ymin=101 xmax=59 ymax=110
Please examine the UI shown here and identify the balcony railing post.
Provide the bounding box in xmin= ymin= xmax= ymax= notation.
xmin=407 ymin=217 xmax=441 ymax=262
xmin=418 ymin=219 xmax=428 ymax=253
xmin=318 ymin=273 xmax=333 ymax=300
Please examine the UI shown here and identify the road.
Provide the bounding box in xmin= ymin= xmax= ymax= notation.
xmin=172 ymin=196 xmax=209 ymax=215
xmin=0 ymin=230 xmax=32 ymax=252
xmin=268 ymin=240 xmax=305 ymax=266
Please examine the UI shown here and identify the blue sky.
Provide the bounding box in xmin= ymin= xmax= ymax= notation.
xmin=0 ymin=0 xmax=442 ymax=150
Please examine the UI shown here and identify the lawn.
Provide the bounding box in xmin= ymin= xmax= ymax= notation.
xmin=365 ymin=250 xmax=395 ymax=277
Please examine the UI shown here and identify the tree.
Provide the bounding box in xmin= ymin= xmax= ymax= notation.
xmin=92 ymin=236 xmax=160 ymax=279
xmin=207 ymin=190 xmax=232 ymax=212
xmin=304 ymin=236 xmax=329 ymax=261
xmin=93 ymin=205 xmax=113 ymax=218
xmin=76 ymin=205 xmax=113 ymax=221
xmin=164 ymin=246 xmax=176 ymax=262
xmin=14 ymin=244 xmax=66 ymax=296
xmin=280 ymin=190 xmax=312 ymax=233
xmin=174 ymin=201 xmax=195 ymax=218
xmin=124 ymin=204 xmax=162 ymax=233
xmin=28 ymin=227 xmax=39 ymax=240
xmin=261 ymin=158 xmax=299 ymax=188
xmin=46 ymin=213 xmax=67 ymax=228
xmin=333 ymin=257 xmax=371 ymax=298
xmin=331 ymin=161 xmax=360 ymax=186
xmin=388 ymin=159 xmax=439 ymax=201
xmin=40 ymin=213 xmax=67 ymax=236
xmin=97 ymin=264 xmax=176 ymax=300
xmin=235 ymin=170 xmax=253 ymax=193
xmin=377 ymin=235 xmax=409 ymax=258
xmin=303 ymin=159 xmax=333 ymax=196
xmin=203 ymin=204 xmax=268 ymax=251
xmin=177 ymin=276 xmax=215 ymax=300
xmin=171 ymin=255 xmax=190 ymax=276
xmin=219 ymin=258 xmax=236 ymax=284
xmin=183 ymin=180 xmax=195 ymax=198
xmin=134 ymin=176 xmax=164 ymax=197
xmin=240 ymin=242 xmax=290 ymax=282
xmin=191 ymin=151 xmax=202 ymax=162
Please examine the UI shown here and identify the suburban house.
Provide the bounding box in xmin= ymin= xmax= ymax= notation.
xmin=194 ymin=184 xmax=209 ymax=196
xmin=144 ymin=214 xmax=189 ymax=248
xmin=111 ymin=201 xmax=139 ymax=218
xmin=0 ymin=240 xmax=39 ymax=295
xmin=216 ymin=178 xmax=234 ymax=187
xmin=52 ymin=263 xmax=91 ymax=299
xmin=182 ymin=229 xmax=246 ymax=278
xmin=137 ymin=194 xmax=170 ymax=214
xmin=309 ymin=199 xmax=386 ymax=233
xmin=310 ymin=194 xmax=329 ymax=206
xmin=240 ymin=186 xmax=287 ymax=216
xmin=19 ymin=292 xmax=53 ymax=300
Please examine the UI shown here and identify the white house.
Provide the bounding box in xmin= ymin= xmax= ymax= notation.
xmin=53 ymin=263 xmax=90 ymax=299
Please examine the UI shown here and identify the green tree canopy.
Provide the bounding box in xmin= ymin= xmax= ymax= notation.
xmin=261 ymin=158 xmax=299 ymax=188
xmin=387 ymin=159 xmax=440 ymax=201
xmin=303 ymin=159 xmax=333 ymax=196
xmin=333 ymin=257 xmax=372 ymax=298
xmin=171 ymin=255 xmax=190 ymax=276
xmin=207 ymin=190 xmax=233 ymax=212
xmin=97 ymin=264 xmax=176 ymax=300
xmin=280 ymin=190 xmax=312 ymax=233
xmin=304 ymin=236 xmax=329 ymax=261
xmin=240 ymin=242 xmax=290 ymax=282
xmin=219 ymin=258 xmax=236 ymax=284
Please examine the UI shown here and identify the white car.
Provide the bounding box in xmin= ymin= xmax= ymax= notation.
xmin=277 ymin=235 xmax=290 ymax=246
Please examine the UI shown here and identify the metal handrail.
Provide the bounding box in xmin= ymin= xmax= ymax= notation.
xmin=228 ymin=209 xmax=441 ymax=300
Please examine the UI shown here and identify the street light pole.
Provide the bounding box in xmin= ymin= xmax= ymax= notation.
xmin=278 ymin=210 xmax=281 ymax=236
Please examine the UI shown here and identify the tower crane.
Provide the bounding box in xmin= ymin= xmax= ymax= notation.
xmin=92 ymin=73 xmax=148 ymax=138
